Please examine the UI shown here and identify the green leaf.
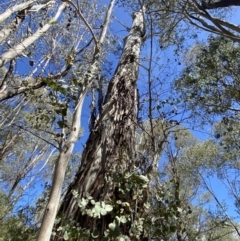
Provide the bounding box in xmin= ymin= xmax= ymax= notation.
xmin=118 ymin=237 xmax=125 ymax=241
xmin=57 ymin=226 xmax=63 ymax=231
xmin=139 ymin=175 xmax=149 ymax=183
xmin=78 ymin=198 xmax=88 ymax=209
xmin=86 ymin=192 xmax=92 ymax=200
xmin=105 ymin=204 xmax=113 ymax=212
xmin=51 ymin=21 xmax=57 ymax=25
xmin=143 ymin=202 xmax=150 ymax=209
xmin=109 ymin=222 xmax=116 ymax=231
xmin=54 ymin=218 xmax=61 ymax=224
xmin=63 ymin=231 xmax=69 ymax=240
xmin=119 ymin=215 xmax=127 ymax=224
xmin=100 ymin=209 xmax=107 ymax=216
xmin=177 ymin=207 xmax=183 ymax=213
xmin=93 ymin=203 xmax=101 ymax=218
xmin=72 ymin=190 xmax=78 ymax=197
xmin=169 ymin=226 xmax=176 ymax=232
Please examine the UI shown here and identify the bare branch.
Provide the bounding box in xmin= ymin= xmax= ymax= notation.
xmin=61 ymin=0 xmax=99 ymax=47
xmin=13 ymin=124 xmax=58 ymax=150
xmin=0 ymin=81 xmax=46 ymax=102
xmin=202 ymin=0 xmax=240 ymax=9
xmin=0 ymin=3 xmax=67 ymax=68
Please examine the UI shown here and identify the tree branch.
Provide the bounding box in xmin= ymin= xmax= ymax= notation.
xmin=61 ymin=0 xmax=98 ymax=47
xmin=202 ymin=0 xmax=240 ymax=9
xmin=14 ymin=124 xmax=58 ymax=149
xmin=0 ymin=60 xmax=14 ymax=94
xmin=0 ymin=81 xmax=46 ymax=102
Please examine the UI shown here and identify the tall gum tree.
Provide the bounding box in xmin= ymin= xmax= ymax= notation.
xmin=55 ymin=6 xmax=146 ymax=240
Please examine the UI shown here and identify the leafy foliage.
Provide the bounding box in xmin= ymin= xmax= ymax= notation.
xmin=175 ymin=36 xmax=240 ymax=118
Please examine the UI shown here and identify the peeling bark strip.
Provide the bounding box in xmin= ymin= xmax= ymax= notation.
xmin=56 ymin=7 xmax=146 ymax=238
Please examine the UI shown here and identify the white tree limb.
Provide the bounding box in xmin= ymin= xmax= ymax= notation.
xmin=0 ymin=2 xmax=66 ymax=68
xmin=0 ymin=0 xmax=36 ymax=23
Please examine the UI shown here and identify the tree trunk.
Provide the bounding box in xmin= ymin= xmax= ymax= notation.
xmin=37 ymin=1 xmax=116 ymax=240
xmin=56 ymin=6 xmax=146 ymax=240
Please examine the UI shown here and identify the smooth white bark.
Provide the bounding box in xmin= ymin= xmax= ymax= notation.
xmin=37 ymin=94 xmax=85 ymax=241
xmin=0 ymin=0 xmax=36 ymax=23
xmin=0 ymin=3 xmax=66 ymax=68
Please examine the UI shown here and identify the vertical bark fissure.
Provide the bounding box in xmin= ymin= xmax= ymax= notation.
xmin=57 ymin=6 xmax=146 ymax=237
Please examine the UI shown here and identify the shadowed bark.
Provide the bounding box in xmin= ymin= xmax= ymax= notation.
xmin=202 ymin=0 xmax=240 ymax=9
xmin=55 ymin=7 xmax=146 ymax=240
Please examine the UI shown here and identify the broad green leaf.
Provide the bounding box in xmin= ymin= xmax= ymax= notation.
xmin=105 ymin=204 xmax=113 ymax=212
xmin=109 ymin=222 xmax=116 ymax=231
xmin=63 ymin=231 xmax=69 ymax=240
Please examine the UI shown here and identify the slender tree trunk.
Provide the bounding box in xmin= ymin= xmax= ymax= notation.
xmin=37 ymin=95 xmax=84 ymax=241
xmin=37 ymin=1 xmax=116 ymax=240
xmin=56 ymin=6 xmax=146 ymax=239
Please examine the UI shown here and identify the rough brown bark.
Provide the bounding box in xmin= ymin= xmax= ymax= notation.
xmin=56 ymin=7 xmax=146 ymax=240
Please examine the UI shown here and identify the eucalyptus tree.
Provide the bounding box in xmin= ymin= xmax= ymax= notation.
xmin=172 ymin=32 xmax=240 ymax=239
xmin=175 ymin=36 xmax=240 ymax=120
xmin=53 ymin=4 xmax=147 ymax=240
xmin=0 ymin=190 xmax=37 ymax=241
xmin=151 ymin=127 xmax=240 ymax=241
xmin=0 ymin=1 xmax=115 ymax=240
